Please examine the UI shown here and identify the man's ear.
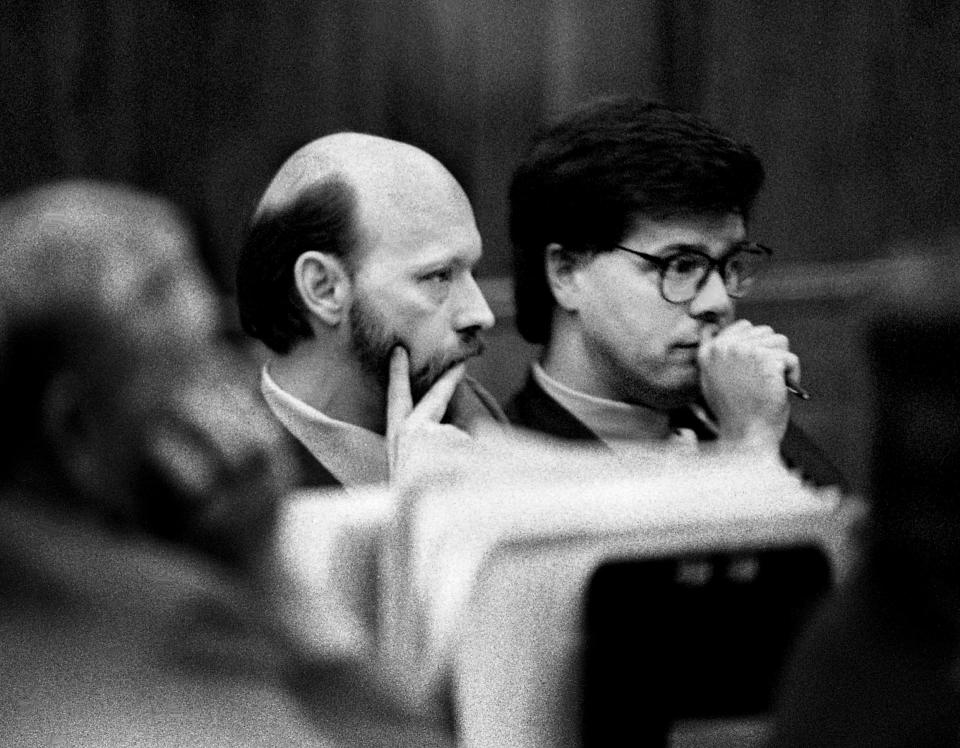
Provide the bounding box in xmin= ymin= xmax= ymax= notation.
xmin=544 ymin=242 xmax=585 ymax=312
xmin=293 ymin=251 xmax=352 ymax=326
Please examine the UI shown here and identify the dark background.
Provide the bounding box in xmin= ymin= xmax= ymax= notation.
xmin=4 ymin=0 xmax=960 ymax=494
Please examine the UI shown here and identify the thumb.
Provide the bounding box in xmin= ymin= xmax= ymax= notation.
xmin=410 ymin=363 xmax=467 ymax=425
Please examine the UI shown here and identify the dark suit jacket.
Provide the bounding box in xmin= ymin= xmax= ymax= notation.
xmin=505 ymin=373 xmax=848 ymax=491
xmin=289 ymin=436 xmax=342 ymax=488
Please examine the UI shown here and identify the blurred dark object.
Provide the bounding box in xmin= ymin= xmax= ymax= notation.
xmin=768 ymin=272 xmax=960 ymax=746
xmin=583 ymin=546 xmax=831 ymax=746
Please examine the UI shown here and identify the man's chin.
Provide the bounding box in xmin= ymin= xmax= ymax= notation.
xmin=409 ymin=347 xmax=483 ymax=401
xmin=632 ymin=377 xmax=701 ymax=411
xmin=668 ymin=378 xmax=702 ymax=408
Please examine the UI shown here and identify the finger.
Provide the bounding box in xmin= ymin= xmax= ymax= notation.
xmin=713 ymin=322 xmax=788 ymax=351
xmin=699 ymin=319 xmax=754 ymax=354
xmin=387 ymin=346 xmax=414 ymax=440
xmin=698 ymin=325 xmax=719 ymax=348
xmin=767 ymin=333 xmax=790 ymax=351
xmin=761 ymin=348 xmax=803 ymax=394
xmin=703 ymin=319 xmax=749 ymax=346
xmin=723 ymin=320 xmax=776 ymax=340
xmin=409 ymin=362 xmax=467 ymax=425
xmin=720 ymin=319 xmax=753 ymax=335
xmin=743 ymin=324 xmax=774 ymax=339
xmin=748 ymin=331 xmax=790 ymax=351
xmin=782 ymin=351 xmax=802 ymax=390
xmin=698 ymin=325 xmax=720 ymax=366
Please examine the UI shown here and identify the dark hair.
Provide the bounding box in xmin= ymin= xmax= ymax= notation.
xmin=509 ymin=96 xmax=766 ymax=344
xmin=236 ymin=178 xmax=357 ymax=354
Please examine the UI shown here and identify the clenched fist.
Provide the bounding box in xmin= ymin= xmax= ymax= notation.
xmin=698 ymin=320 xmax=801 ymax=455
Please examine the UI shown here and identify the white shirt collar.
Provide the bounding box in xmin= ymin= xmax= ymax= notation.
xmin=260 ymin=365 xmax=389 ymax=488
xmin=531 ymin=362 xmax=698 ymax=453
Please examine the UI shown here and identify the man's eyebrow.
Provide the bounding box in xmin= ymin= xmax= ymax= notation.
xmin=410 ymin=256 xmax=465 ymax=277
xmin=657 ymin=240 xmax=749 ymax=256
xmin=657 ymin=242 xmax=711 ymax=255
xmin=414 ymin=247 xmax=480 ymax=270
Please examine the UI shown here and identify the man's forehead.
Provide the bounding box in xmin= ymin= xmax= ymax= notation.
xmin=625 ymin=213 xmax=746 ymax=250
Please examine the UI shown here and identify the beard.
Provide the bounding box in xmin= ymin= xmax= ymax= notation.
xmin=348 ymin=293 xmax=484 ymax=402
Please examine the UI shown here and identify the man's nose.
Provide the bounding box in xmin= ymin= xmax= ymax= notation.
xmin=455 ymin=275 xmax=495 ymax=332
xmin=688 ymin=268 xmax=734 ymax=322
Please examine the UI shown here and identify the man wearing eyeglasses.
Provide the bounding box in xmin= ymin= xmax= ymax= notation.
xmin=506 ymin=96 xmax=844 ymax=488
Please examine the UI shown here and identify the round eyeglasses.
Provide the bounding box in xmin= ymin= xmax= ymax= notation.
xmin=612 ymin=242 xmax=773 ymax=304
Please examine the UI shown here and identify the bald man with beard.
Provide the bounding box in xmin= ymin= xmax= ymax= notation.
xmin=237 ymin=133 xmax=505 ymax=489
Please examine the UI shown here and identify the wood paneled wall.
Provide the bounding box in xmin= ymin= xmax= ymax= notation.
xmin=4 ymin=1 xmax=959 ymax=276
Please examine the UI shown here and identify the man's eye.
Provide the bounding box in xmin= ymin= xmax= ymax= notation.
xmin=668 ymin=255 xmax=704 ymax=276
xmin=422 ymin=269 xmax=453 ymax=284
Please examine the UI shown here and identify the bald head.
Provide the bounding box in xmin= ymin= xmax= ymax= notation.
xmin=238 ymin=133 xmax=485 ymax=356
xmin=256 ymin=132 xmax=467 ymax=219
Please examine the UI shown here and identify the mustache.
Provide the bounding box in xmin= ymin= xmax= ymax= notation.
xmin=450 ymin=333 xmax=485 ymax=365
xmin=421 ymin=335 xmax=485 ymax=377
xmin=409 ymin=333 xmax=486 ymax=400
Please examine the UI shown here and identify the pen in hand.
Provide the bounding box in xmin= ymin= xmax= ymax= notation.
xmin=786 ymin=379 xmax=810 ymax=400
xmin=697 ymin=324 xmax=810 ymax=400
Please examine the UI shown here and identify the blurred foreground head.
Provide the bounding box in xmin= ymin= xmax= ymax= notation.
xmin=0 ymin=179 xmax=219 ymax=359
xmin=0 ymin=180 xmax=286 ymax=571
xmin=0 ymin=181 xmax=450 ymax=747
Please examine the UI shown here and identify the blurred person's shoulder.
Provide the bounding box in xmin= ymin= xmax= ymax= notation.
xmin=0 ymin=498 xmax=327 ymax=746
xmin=0 ymin=497 xmax=455 ymax=746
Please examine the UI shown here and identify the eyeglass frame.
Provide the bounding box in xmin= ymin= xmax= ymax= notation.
xmin=610 ymin=241 xmax=773 ymax=304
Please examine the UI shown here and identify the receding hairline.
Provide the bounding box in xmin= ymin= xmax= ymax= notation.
xmin=255 ymin=132 xmax=463 ymax=219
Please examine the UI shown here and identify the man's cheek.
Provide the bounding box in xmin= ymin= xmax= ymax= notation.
xmin=394 ymin=327 xmax=434 ymax=366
